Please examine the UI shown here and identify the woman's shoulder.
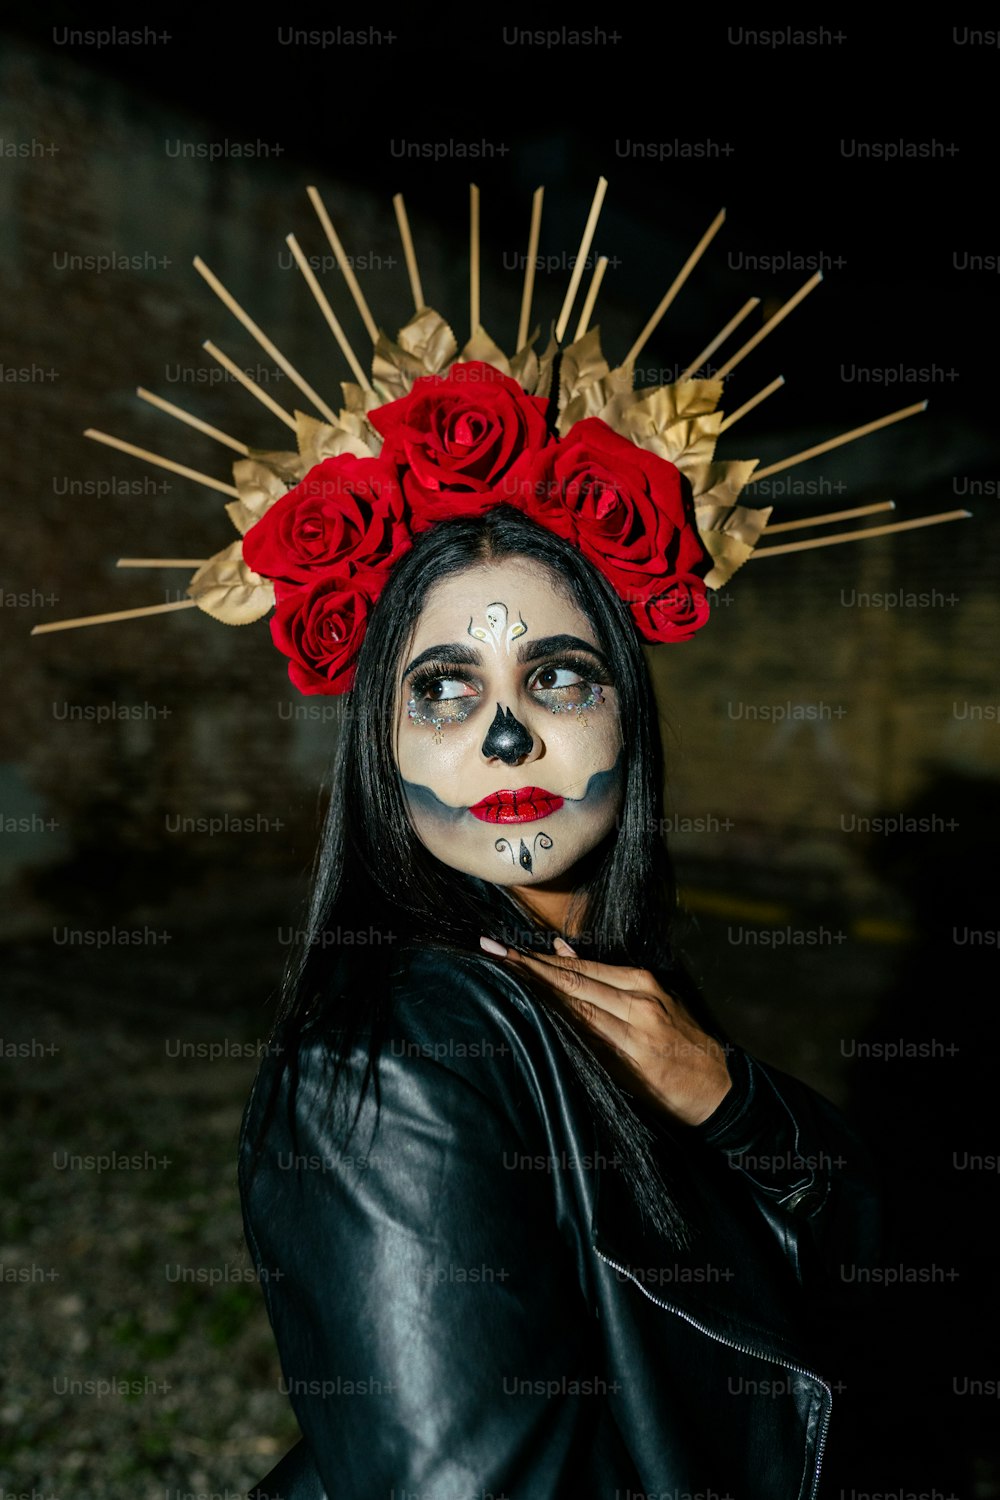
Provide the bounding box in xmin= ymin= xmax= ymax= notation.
xmin=249 ymin=944 xmax=557 ymax=1154
xmin=331 ymin=943 xmax=554 ymax=1105
xmin=309 ymin=941 xmax=549 ymax=1055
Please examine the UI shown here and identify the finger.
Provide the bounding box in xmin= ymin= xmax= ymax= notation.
xmin=553 ymin=937 xmax=577 ymax=957
xmin=503 ymin=948 xmax=642 ymax=1026
xmin=507 ymin=947 xmax=657 ymax=997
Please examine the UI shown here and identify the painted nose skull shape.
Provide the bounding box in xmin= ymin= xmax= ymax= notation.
xmin=481 ymin=703 xmax=534 ymax=765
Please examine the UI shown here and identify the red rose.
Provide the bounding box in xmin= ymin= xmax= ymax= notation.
xmin=367 ymin=360 xmax=552 ymax=529
xmin=629 ymin=573 xmax=711 ymax=643
xmin=269 ymin=574 xmax=377 ymax=696
xmin=242 ymin=455 xmax=410 ymax=587
xmin=512 ymin=417 xmax=710 ymax=600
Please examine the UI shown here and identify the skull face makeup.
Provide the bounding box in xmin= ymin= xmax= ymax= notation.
xmin=394 ymin=558 xmax=624 ymax=887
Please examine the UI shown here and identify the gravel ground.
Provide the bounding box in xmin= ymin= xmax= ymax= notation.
xmin=0 ymin=920 xmax=301 ymax=1500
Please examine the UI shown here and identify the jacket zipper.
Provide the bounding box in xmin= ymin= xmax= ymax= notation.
xmin=593 ymin=1246 xmax=832 ymax=1500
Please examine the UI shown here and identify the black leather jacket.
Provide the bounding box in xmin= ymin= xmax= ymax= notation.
xmin=238 ymin=945 xmax=880 ymax=1499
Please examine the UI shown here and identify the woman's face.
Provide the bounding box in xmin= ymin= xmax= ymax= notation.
xmin=393 ymin=557 xmax=624 ymax=888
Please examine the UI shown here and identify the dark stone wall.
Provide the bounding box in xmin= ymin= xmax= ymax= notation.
xmin=1 ymin=21 xmax=997 ymax=1496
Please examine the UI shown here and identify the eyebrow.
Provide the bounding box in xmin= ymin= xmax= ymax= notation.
xmin=403 ymin=633 xmax=608 ymax=678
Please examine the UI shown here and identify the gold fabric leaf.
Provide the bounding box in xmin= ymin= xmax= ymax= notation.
xmin=631 ymin=413 xmax=723 ymax=471
xmin=397 ymin=307 xmax=459 ymax=373
xmin=350 ymin=383 xmax=389 ymax=416
xmin=509 ymin=330 xmax=541 ymax=393
xmin=534 ymin=328 xmax=561 ymax=404
xmin=559 ymin=383 xmax=615 ymax=432
xmin=340 ymin=382 xmax=370 ymax=414
xmin=243 ymin=448 xmax=303 ymax=485
xmin=372 ymin=333 xmax=430 ymax=403
xmin=602 ymin=363 xmax=637 ymax=399
xmin=186 ymin=540 xmax=276 ymax=625
xmin=226 ymin=455 xmax=303 ymax=535
xmin=693 ymin=461 xmax=770 ymax=588
xmin=455 ymin=325 xmax=512 ymax=374
xmin=559 ymin=327 xmax=609 ymax=406
xmin=690 ymin=458 xmax=760 ymax=507
xmin=296 ymin=411 xmax=381 ymax=471
xmin=625 ymin=380 xmax=723 ymax=431
xmin=699 ymin=529 xmax=756 ymax=590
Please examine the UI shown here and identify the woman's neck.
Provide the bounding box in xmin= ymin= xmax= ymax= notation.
xmin=509 ymin=881 xmax=584 ymax=940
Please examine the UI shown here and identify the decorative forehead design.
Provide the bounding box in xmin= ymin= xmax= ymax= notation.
xmin=467 ymin=602 xmax=528 ymax=655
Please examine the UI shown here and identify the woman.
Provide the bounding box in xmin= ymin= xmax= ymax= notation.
xmin=238 ymin=502 xmax=880 ymax=1499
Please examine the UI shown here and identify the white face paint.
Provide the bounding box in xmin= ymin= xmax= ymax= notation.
xmin=393 ymin=558 xmax=624 ymax=887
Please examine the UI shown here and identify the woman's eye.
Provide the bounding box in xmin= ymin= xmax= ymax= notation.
xmin=424 ymin=677 xmax=477 ymax=702
xmin=531 ymin=665 xmax=585 ymax=692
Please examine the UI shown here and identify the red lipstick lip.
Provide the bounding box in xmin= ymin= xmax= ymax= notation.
xmin=468 ymin=787 xmax=565 ymax=824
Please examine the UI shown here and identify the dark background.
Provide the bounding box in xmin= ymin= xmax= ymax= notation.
xmin=1 ymin=13 xmax=997 ymax=1496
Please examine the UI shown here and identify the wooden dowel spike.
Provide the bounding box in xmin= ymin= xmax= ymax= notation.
xmin=117 ymin=558 xmax=209 ymax=568
xmin=470 ymin=183 xmax=480 ymax=340
xmin=575 ymin=256 xmax=608 ymax=341
xmin=749 ymin=401 xmax=927 ymax=483
xmin=136 ymin=387 xmax=249 ymax=455
xmin=625 ymin=207 xmax=726 ymax=366
xmin=763 ymin=502 xmax=896 ymax=535
xmin=31 ymin=599 xmax=198 ymax=635
xmin=517 ymin=186 xmax=544 ymax=351
xmin=306 ymin=184 xmax=380 ymax=344
xmin=515 ymin=186 xmax=548 ymax=349
xmin=713 ymin=271 xmax=823 ymax=381
xmin=84 ymin=429 xmax=239 ymax=498
xmin=555 ymin=176 xmax=609 ymax=344
xmin=750 ymin=509 xmax=971 ymax=559
xmin=202 ymin=341 xmax=297 ymax=431
xmin=677 ymin=297 xmax=760 ymax=383
xmin=719 ymin=376 xmax=785 ymax=432
xmin=193 ymin=255 xmax=338 ymax=424
xmin=393 ymin=193 xmax=425 ymax=313
xmin=286 ymin=234 xmax=372 ymax=391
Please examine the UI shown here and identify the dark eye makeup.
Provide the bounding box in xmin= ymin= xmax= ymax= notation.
xmin=405 ymin=651 xmax=612 ymax=726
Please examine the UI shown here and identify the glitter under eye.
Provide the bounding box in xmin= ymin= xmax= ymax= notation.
xmin=543 ymin=682 xmax=605 ymax=716
xmin=406 ymin=694 xmax=477 ymax=731
xmin=405 ymin=663 xmax=480 ymax=732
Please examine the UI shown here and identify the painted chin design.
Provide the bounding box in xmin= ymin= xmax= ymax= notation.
xmin=468 ymin=787 xmax=565 ymax=824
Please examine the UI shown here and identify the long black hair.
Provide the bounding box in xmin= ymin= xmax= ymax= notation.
xmin=243 ymin=502 xmax=724 ymax=1244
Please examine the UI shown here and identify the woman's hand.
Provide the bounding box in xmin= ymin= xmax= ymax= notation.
xmin=480 ymin=935 xmax=732 ymax=1127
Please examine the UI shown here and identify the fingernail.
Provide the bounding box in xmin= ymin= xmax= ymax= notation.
xmin=479 ymin=935 xmax=508 ymax=957
xmin=554 ymin=937 xmax=578 ymax=957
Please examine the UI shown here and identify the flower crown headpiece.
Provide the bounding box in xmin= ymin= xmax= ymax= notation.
xmin=32 ymin=179 xmax=970 ymax=695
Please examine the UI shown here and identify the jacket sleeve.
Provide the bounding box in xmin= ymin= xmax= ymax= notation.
xmin=688 ymin=1044 xmax=882 ymax=1286
xmin=238 ymin=1013 xmax=624 ymax=1500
